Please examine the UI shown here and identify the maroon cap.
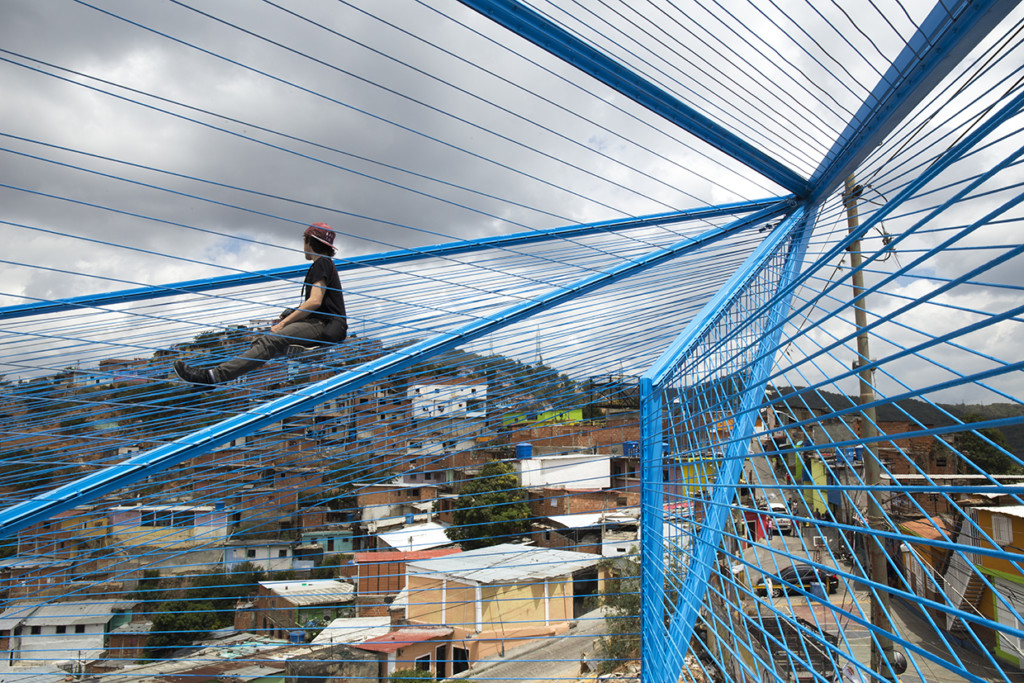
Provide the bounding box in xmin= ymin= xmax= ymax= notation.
xmin=304 ymin=222 xmax=335 ymax=248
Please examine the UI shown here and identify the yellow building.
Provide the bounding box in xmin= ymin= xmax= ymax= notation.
xmin=109 ymin=504 xmax=229 ymax=549
xmin=402 ymin=543 xmax=601 ymax=672
xmin=947 ymin=505 xmax=1024 ymax=666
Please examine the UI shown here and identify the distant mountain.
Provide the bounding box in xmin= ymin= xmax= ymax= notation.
xmin=775 ymin=386 xmax=1024 ymax=457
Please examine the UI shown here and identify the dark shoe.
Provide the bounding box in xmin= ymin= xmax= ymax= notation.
xmin=174 ymin=360 xmax=217 ymax=386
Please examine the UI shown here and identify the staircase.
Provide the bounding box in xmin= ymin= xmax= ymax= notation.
xmin=949 ymin=570 xmax=986 ymax=638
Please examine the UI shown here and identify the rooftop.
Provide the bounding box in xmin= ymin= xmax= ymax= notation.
xmin=377 ymin=522 xmax=454 ymax=552
xmin=900 ymin=516 xmax=951 ymax=542
xmin=975 ymin=506 xmax=1024 ymax=520
xmin=406 ymin=543 xmax=601 ymax=585
xmin=0 ymin=600 xmax=136 ymax=630
xmin=310 ymin=616 xmax=392 ymax=645
xmin=259 ymin=579 xmax=354 ymax=605
xmin=350 ymin=627 xmax=453 ymax=653
xmin=354 ymin=548 xmax=461 ymax=564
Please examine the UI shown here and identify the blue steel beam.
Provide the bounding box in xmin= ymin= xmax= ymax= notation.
xmin=640 ymin=204 xmax=809 ymax=680
xmin=455 ymin=0 xmax=812 ymax=197
xmin=641 ymin=204 xmax=813 ymax=682
xmin=810 ymin=0 xmax=1018 ymax=202
xmin=0 ymin=200 xmax=794 ymax=539
xmin=0 ymin=197 xmax=786 ymax=321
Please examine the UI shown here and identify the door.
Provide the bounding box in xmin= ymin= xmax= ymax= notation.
xmin=435 ymin=644 xmax=447 ymax=679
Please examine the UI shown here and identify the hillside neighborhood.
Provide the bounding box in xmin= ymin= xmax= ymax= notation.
xmin=0 ymin=331 xmax=1020 ymax=681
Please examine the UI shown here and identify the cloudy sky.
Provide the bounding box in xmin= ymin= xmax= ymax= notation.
xmin=1 ymin=0 xmax=1021 ymax=404
xmin=0 ymin=0 xmax=915 ymax=305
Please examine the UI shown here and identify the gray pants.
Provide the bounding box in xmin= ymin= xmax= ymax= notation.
xmin=213 ymin=318 xmax=346 ymax=382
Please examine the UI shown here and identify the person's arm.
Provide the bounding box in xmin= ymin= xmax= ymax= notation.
xmin=271 ymin=279 xmax=325 ymax=333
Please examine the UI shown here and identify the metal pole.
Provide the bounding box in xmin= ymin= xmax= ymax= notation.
xmin=844 ymin=175 xmax=895 ymax=678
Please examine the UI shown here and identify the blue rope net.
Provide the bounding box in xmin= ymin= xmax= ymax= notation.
xmin=0 ymin=1 xmax=1023 ymax=682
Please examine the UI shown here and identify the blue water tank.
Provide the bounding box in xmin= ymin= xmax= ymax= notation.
xmin=515 ymin=442 xmax=533 ymax=459
xmin=289 ymin=630 xmax=305 ymax=644
xmin=405 ymin=512 xmax=415 ymax=525
xmin=622 ymin=440 xmax=639 ymax=457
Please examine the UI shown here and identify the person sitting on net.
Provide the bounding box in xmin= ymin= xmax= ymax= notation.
xmin=174 ymin=222 xmax=348 ymax=386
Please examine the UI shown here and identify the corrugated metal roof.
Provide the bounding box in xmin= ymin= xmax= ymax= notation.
xmin=310 ymin=616 xmax=391 ymax=645
xmin=406 ymin=543 xmax=600 ymax=585
xmin=547 ymin=513 xmax=603 ymax=528
xmin=0 ymin=600 xmax=135 ymax=630
xmin=260 ymin=579 xmax=353 ymax=606
xmin=377 ymin=522 xmax=453 ymax=552
xmin=976 ymin=505 xmax=1024 ymax=520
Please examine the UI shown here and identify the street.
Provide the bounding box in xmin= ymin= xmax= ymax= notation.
xmin=747 ymin=532 xmax=1024 ymax=683
xmin=459 ymin=607 xmax=620 ymax=683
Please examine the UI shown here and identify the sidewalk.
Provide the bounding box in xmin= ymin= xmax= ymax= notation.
xmin=458 ymin=607 xmax=617 ymax=683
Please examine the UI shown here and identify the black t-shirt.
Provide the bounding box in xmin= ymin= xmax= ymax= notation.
xmin=303 ymin=257 xmax=346 ymax=323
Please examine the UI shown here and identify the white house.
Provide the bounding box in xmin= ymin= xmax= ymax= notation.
xmin=408 ymin=382 xmax=486 ymax=419
xmin=224 ymin=540 xmax=298 ymax=573
xmin=0 ymin=600 xmax=135 ymax=668
xmin=512 ymin=453 xmax=611 ymax=490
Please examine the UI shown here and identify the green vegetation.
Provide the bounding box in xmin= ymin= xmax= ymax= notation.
xmin=594 ymin=554 xmax=641 ymax=673
xmin=389 ymin=669 xmax=433 ymax=682
xmin=144 ymin=563 xmax=264 ymax=659
xmin=446 ymin=460 xmax=530 ymax=550
xmin=131 ymin=568 xmax=163 ymax=602
xmin=311 ymin=553 xmax=352 ymax=579
xmin=955 ymin=413 xmax=1019 ymax=475
xmin=145 ymin=599 xmax=221 ymax=659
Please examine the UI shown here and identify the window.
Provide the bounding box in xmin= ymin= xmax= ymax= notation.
xmin=247 ymin=548 xmax=257 ymax=559
xmin=74 ymin=625 xmax=85 ymax=634
xmin=56 ymin=625 xmax=66 ymax=634
xmin=415 ymin=654 xmax=431 ymax=671
xmin=30 ymin=626 xmax=40 ymax=635
xmin=278 ymin=549 xmax=288 ymax=558
xmin=994 ymin=515 xmax=1013 ymax=545
xmin=171 ymin=510 xmax=195 ymax=528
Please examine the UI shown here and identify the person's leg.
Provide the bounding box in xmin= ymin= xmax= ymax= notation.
xmin=175 ymin=319 xmax=342 ymax=385
xmin=214 ymin=320 xmax=325 ymax=382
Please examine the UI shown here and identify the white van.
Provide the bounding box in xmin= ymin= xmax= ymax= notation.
xmin=768 ymin=503 xmax=793 ymax=535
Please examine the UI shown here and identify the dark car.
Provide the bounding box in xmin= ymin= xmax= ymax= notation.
xmin=755 ymin=563 xmax=839 ymax=597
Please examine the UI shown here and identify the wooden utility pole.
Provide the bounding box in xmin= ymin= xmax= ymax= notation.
xmin=844 ymin=175 xmax=895 ymax=678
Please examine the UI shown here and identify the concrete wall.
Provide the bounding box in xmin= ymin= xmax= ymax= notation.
xmin=514 ymin=454 xmax=611 ymax=490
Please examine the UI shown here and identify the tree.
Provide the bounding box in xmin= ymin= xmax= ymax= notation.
xmin=131 ymin=568 xmax=163 ymax=602
xmin=446 ymin=460 xmax=530 ymax=550
xmin=312 ymin=554 xmax=352 ymax=579
xmin=145 ymin=600 xmax=219 ymax=659
xmin=955 ymin=413 xmax=1019 ymax=475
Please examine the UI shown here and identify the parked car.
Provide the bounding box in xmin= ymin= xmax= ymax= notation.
xmin=754 ymin=563 xmax=839 ymax=597
xmin=768 ymin=503 xmax=793 ymax=535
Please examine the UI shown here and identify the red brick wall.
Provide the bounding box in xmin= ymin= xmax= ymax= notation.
xmin=529 ymin=488 xmax=639 ymax=517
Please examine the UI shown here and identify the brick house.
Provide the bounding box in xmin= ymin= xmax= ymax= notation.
xmin=353 ymin=548 xmax=461 ymax=617
xmin=244 ymin=579 xmax=354 ymax=640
